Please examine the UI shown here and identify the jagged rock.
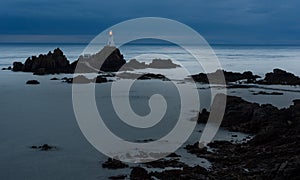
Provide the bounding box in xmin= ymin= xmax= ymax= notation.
xmin=189 ymin=70 xmax=260 ymax=84
xmin=148 ymin=59 xmax=180 ymax=69
xmin=258 ymin=68 xmax=300 ymax=85
xmin=12 ymin=48 xmax=72 ymax=74
xmin=50 ymin=77 xmax=60 ymax=80
xmin=102 ymin=158 xmax=129 ymax=169
xmin=191 ymin=95 xmax=300 ymax=179
xmin=76 ymin=46 xmax=126 ymax=72
xmin=26 ymin=80 xmax=40 ymax=85
xmin=121 ymin=58 xmax=180 ymax=71
xmin=137 ymin=73 xmax=169 ymax=81
xmin=122 ymin=59 xmax=147 ymax=70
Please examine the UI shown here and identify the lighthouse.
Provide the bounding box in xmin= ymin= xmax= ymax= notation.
xmin=107 ymin=30 xmax=115 ymax=47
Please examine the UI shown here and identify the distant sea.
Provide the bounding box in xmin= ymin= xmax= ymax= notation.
xmin=1 ymin=43 xmax=300 ymax=76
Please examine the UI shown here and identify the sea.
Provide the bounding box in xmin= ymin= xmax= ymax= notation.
xmin=1 ymin=43 xmax=300 ymax=77
xmin=0 ymin=43 xmax=300 ymax=179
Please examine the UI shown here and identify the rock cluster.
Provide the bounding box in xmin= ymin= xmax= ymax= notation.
xmin=76 ymin=46 xmax=126 ymax=72
xmin=258 ymin=68 xmax=300 ymax=85
xmin=102 ymin=158 xmax=129 ymax=169
xmin=189 ymin=69 xmax=260 ymax=84
xmin=122 ymin=58 xmax=180 ymax=71
xmin=193 ymin=95 xmax=300 ymax=179
xmin=13 ymin=48 xmax=73 ymax=75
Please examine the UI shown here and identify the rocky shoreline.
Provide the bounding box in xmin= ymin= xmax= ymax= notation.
xmin=90 ymin=95 xmax=300 ymax=179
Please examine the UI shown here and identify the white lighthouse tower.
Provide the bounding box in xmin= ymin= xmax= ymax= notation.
xmin=107 ymin=30 xmax=115 ymax=47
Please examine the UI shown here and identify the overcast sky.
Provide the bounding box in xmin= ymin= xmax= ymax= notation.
xmin=0 ymin=0 xmax=299 ymax=44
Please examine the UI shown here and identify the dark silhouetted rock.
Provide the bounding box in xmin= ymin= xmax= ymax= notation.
xmin=130 ymin=167 xmax=150 ymax=180
xmin=26 ymin=80 xmax=40 ymax=85
xmin=2 ymin=66 xmax=11 ymax=70
xmin=121 ymin=58 xmax=180 ymax=71
xmin=102 ymin=158 xmax=129 ymax=169
xmin=30 ymin=144 xmax=56 ymax=151
xmin=12 ymin=62 xmax=24 ymax=71
xmin=50 ymin=77 xmax=60 ymax=80
xmin=191 ymin=95 xmax=300 ymax=179
xmin=76 ymin=46 xmax=126 ymax=72
xmin=64 ymin=75 xmax=91 ymax=84
xmin=166 ymin=152 xmax=181 ymax=158
xmin=12 ymin=48 xmax=72 ymax=74
xmin=189 ymin=69 xmax=260 ymax=84
xmin=108 ymin=175 xmax=127 ymax=179
xmin=252 ymin=91 xmax=283 ymax=95
xmin=258 ymin=68 xmax=300 ymax=85
xmin=93 ymin=76 xmax=108 ymax=83
xmin=137 ymin=73 xmax=169 ymax=81
xmin=148 ymin=59 xmax=180 ymax=69
xmin=122 ymin=59 xmax=147 ymax=70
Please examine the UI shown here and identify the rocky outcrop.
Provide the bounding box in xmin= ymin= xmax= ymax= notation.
xmin=62 ymin=75 xmax=111 ymax=84
xmin=193 ymin=95 xmax=300 ymax=179
xmin=26 ymin=80 xmax=40 ymax=85
xmin=137 ymin=73 xmax=169 ymax=81
xmin=258 ymin=68 xmax=300 ymax=85
xmin=189 ymin=69 xmax=261 ymax=84
xmin=102 ymin=158 xmax=129 ymax=169
xmin=76 ymin=46 xmax=126 ymax=72
xmin=13 ymin=48 xmax=72 ymax=74
xmin=121 ymin=58 xmax=180 ymax=71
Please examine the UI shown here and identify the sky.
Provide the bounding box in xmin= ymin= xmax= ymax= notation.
xmin=0 ymin=0 xmax=299 ymax=44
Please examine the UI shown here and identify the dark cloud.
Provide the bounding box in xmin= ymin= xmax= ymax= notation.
xmin=0 ymin=0 xmax=299 ymax=44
